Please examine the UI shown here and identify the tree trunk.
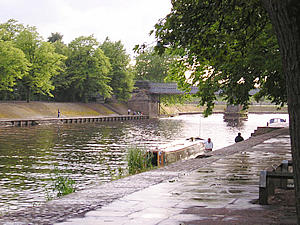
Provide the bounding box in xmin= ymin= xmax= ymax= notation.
xmin=261 ymin=0 xmax=300 ymax=222
xmin=26 ymin=87 xmax=31 ymax=103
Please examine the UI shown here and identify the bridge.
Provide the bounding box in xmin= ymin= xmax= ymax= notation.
xmin=134 ymin=81 xmax=199 ymax=95
xmin=142 ymin=81 xmax=259 ymax=96
xmin=128 ymin=81 xmax=259 ymax=118
xmin=128 ymin=81 xmax=199 ymax=117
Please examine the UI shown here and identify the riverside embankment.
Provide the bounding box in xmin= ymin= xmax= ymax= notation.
xmin=0 ymin=101 xmax=288 ymax=120
xmin=0 ymin=127 xmax=295 ymax=225
xmin=0 ymin=101 xmax=149 ymax=127
xmin=161 ymin=103 xmax=288 ymax=116
xmin=0 ymin=101 xmax=129 ymax=119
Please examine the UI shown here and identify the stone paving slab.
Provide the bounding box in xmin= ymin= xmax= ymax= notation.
xmin=0 ymin=128 xmax=296 ymax=224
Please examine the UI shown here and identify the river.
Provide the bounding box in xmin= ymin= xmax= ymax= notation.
xmin=0 ymin=113 xmax=289 ymax=215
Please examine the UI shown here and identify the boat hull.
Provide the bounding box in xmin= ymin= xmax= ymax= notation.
xmin=150 ymin=138 xmax=205 ymax=166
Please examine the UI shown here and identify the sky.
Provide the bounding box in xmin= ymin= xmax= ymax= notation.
xmin=0 ymin=0 xmax=172 ymax=57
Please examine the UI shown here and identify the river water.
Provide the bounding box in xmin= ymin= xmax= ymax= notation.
xmin=0 ymin=113 xmax=289 ymax=214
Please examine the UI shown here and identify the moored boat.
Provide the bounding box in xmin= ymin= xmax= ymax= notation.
xmin=267 ymin=118 xmax=288 ymax=127
xmin=150 ymin=137 xmax=205 ymax=166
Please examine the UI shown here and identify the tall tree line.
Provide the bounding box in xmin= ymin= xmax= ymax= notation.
xmin=0 ymin=19 xmax=134 ymax=103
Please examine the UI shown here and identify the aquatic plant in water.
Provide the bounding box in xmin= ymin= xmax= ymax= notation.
xmin=46 ymin=166 xmax=76 ymax=200
xmin=127 ymin=147 xmax=153 ymax=175
xmin=106 ymin=165 xmax=126 ymax=180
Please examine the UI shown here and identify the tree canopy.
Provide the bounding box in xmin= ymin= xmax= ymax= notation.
xmin=14 ymin=27 xmax=65 ymax=102
xmin=0 ymin=20 xmax=135 ymax=103
xmin=0 ymin=40 xmax=30 ymax=92
xmin=134 ymin=48 xmax=174 ymax=82
xmin=47 ymin=32 xmax=63 ymax=43
xmin=100 ymin=38 xmax=134 ymax=101
xmin=66 ymin=36 xmax=112 ymax=102
xmin=153 ymin=0 xmax=285 ymax=115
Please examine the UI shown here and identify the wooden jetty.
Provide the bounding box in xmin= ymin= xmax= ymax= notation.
xmin=0 ymin=115 xmax=149 ymax=127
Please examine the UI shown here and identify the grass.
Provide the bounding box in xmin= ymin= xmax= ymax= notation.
xmin=247 ymin=105 xmax=288 ymax=113
xmin=59 ymin=110 xmax=99 ymax=117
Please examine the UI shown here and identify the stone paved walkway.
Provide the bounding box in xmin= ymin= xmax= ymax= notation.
xmin=0 ymin=128 xmax=296 ymax=224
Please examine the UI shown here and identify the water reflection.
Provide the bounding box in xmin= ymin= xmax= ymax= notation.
xmin=223 ymin=117 xmax=247 ymax=127
xmin=0 ymin=113 xmax=289 ymax=214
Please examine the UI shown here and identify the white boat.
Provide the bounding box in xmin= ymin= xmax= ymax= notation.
xmin=150 ymin=137 xmax=205 ymax=166
xmin=267 ymin=118 xmax=288 ymax=127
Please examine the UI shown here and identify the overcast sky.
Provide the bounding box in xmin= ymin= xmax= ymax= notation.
xmin=0 ymin=0 xmax=172 ymax=56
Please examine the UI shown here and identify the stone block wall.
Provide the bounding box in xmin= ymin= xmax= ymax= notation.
xmin=127 ymin=90 xmax=159 ymax=117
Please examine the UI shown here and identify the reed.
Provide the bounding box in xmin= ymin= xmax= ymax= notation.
xmin=127 ymin=147 xmax=153 ymax=175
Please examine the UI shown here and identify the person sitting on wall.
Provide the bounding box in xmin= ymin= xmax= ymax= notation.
xmin=235 ymin=132 xmax=244 ymax=143
xmin=204 ymin=138 xmax=213 ymax=151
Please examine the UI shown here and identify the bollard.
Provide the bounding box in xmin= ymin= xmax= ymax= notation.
xmin=259 ymin=170 xmax=268 ymax=205
xmin=281 ymin=160 xmax=289 ymax=189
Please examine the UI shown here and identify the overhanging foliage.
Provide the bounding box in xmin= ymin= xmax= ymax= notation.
xmin=153 ymin=0 xmax=286 ymax=115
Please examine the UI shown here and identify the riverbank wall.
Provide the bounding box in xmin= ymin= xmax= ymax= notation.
xmin=161 ymin=103 xmax=288 ymax=116
xmin=0 ymin=101 xmax=147 ymax=127
xmin=0 ymin=101 xmax=129 ymax=120
xmin=0 ymin=101 xmax=288 ymax=121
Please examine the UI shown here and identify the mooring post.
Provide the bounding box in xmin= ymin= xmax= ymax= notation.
xmin=281 ymin=160 xmax=289 ymax=189
xmin=259 ymin=170 xmax=268 ymax=205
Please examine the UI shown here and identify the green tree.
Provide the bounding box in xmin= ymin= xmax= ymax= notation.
xmin=100 ymin=38 xmax=134 ymax=101
xmin=47 ymin=32 xmax=63 ymax=43
xmin=153 ymin=0 xmax=300 ymax=221
xmin=0 ymin=20 xmax=30 ymax=95
xmin=134 ymin=48 xmax=174 ymax=82
xmin=47 ymin=33 xmax=69 ymax=101
xmin=0 ymin=19 xmax=24 ymax=42
xmin=66 ymin=35 xmax=112 ymax=102
xmin=14 ymin=27 xmax=65 ymax=102
xmin=0 ymin=40 xmax=30 ymax=93
xmin=154 ymin=0 xmax=284 ymax=114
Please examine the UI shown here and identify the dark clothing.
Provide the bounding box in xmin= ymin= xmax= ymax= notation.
xmin=235 ymin=135 xmax=244 ymax=143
